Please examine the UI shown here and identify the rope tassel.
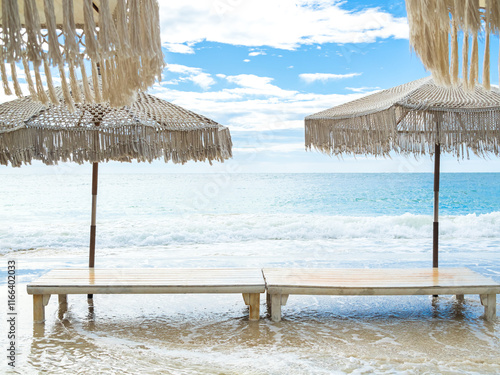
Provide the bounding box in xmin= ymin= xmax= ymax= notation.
xmin=0 ymin=0 xmax=164 ymax=107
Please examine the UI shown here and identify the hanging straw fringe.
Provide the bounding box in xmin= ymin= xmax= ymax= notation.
xmin=34 ymin=63 xmax=49 ymax=104
xmin=406 ymin=0 xmax=500 ymax=90
xmin=0 ymin=83 xmax=232 ymax=167
xmin=305 ymin=77 xmax=500 ymax=160
xmin=58 ymin=64 xmax=75 ymax=112
xmin=23 ymin=0 xmax=43 ymax=64
xmin=10 ymin=62 xmax=22 ymax=97
xmin=43 ymin=55 xmax=59 ymax=104
xmin=0 ymin=49 xmax=12 ymax=95
xmin=0 ymin=0 xmax=164 ymax=108
xmin=92 ymin=62 xmax=103 ymax=103
xmin=63 ymin=0 xmax=79 ymax=58
xmin=79 ymin=56 xmax=94 ymax=103
xmin=22 ymin=57 xmax=38 ymax=99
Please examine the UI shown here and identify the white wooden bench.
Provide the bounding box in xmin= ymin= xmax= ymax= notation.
xmin=263 ymin=267 xmax=500 ymax=322
xmin=27 ymin=268 xmax=265 ymax=323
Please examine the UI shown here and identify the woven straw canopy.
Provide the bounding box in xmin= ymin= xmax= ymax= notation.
xmin=0 ymin=81 xmax=232 ymax=167
xmin=0 ymin=0 xmax=164 ymax=109
xmin=305 ymin=76 xmax=500 ymax=159
xmin=406 ymin=0 xmax=500 ymax=90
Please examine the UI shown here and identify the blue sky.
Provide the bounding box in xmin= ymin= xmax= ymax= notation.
xmin=2 ymin=0 xmax=500 ymax=174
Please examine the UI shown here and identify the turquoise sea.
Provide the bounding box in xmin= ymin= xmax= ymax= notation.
xmin=1 ymin=172 xmax=499 ymax=374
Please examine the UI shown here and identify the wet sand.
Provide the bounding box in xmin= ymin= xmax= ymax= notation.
xmin=2 ymin=245 xmax=499 ymax=375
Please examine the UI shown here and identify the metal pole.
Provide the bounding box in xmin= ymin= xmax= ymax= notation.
xmin=88 ymin=162 xmax=98 ymax=299
xmin=433 ymin=143 xmax=440 ymax=268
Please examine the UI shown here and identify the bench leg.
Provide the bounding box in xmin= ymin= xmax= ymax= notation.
xmin=456 ymin=294 xmax=465 ymax=302
xmin=480 ymin=294 xmax=497 ymax=321
xmin=33 ymin=294 xmax=51 ymax=323
xmin=248 ymin=293 xmax=260 ymax=321
xmin=270 ymin=294 xmax=282 ymax=322
xmin=242 ymin=293 xmax=250 ymax=305
xmin=58 ymin=294 xmax=68 ymax=318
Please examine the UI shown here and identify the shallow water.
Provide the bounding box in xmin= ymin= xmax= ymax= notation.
xmin=1 ymin=173 xmax=499 ymax=374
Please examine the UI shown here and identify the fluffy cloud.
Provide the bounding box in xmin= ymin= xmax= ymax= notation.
xmin=164 ymin=64 xmax=215 ymax=90
xmin=299 ymin=73 xmax=362 ymax=84
xmin=345 ymin=86 xmax=382 ymax=93
xmin=158 ymin=0 xmax=408 ymax=53
xmin=151 ymin=72 xmax=369 ymax=132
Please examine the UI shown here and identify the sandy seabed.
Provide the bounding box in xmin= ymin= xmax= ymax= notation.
xmin=2 ymin=243 xmax=499 ymax=375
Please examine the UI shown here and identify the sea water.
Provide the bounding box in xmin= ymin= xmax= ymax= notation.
xmin=1 ymin=172 xmax=499 ymax=374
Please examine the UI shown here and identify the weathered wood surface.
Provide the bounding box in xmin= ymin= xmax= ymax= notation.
xmin=263 ymin=268 xmax=500 ymax=295
xmin=263 ymin=268 xmax=500 ymax=322
xmin=28 ymin=268 xmax=266 ymax=295
xmin=27 ymin=268 xmax=265 ymax=323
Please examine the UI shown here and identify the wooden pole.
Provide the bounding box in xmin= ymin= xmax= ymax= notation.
xmin=433 ymin=143 xmax=440 ymax=268
xmin=88 ymin=162 xmax=98 ymax=299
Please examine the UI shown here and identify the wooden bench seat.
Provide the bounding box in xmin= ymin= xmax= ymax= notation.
xmin=263 ymin=267 xmax=500 ymax=322
xmin=27 ymin=268 xmax=266 ymax=323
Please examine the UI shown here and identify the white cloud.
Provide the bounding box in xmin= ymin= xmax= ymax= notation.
xmin=150 ymin=72 xmax=368 ymax=132
xmin=345 ymin=86 xmax=381 ymax=93
xmin=249 ymin=51 xmax=266 ymax=57
xmin=243 ymin=59 xmax=250 ymax=62
xmin=165 ymin=64 xmax=215 ymax=90
xmin=158 ymin=1 xmax=408 ymax=53
xmin=299 ymin=72 xmax=361 ymax=83
xmin=164 ymin=43 xmax=195 ymax=54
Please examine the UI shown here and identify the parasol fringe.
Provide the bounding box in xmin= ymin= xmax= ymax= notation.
xmin=483 ymin=31 xmax=491 ymax=91
xmin=2 ymin=0 xmax=23 ymax=62
xmin=83 ymin=0 xmax=101 ymax=61
xmin=450 ymin=20 xmax=459 ymax=85
xmin=92 ymin=62 xmax=103 ymax=103
xmin=79 ymin=57 xmax=94 ymax=103
xmin=128 ymin=0 xmax=142 ymax=56
xmin=462 ymin=32 xmax=470 ymax=89
xmin=10 ymin=62 xmax=22 ymax=97
xmin=469 ymin=32 xmax=479 ymax=89
xmin=43 ymin=0 xmax=62 ymax=65
xmin=0 ymin=125 xmax=232 ymax=167
xmin=43 ymin=55 xmax=59 ymax=104
xmin=68 ymin=59 xmax=82 ymax=103
xmin=1 ymin=59 xmax=12 ymax=96
xmin=34 ymin=63 xmax=49 ymax=105
xmin=23 ymin=0 xmax=43 ymax=64
xmin=407 ymin=0 xmax=500 ymax=89
xmin=58 ymin=64 xmax=75 ymax=112
xmin=22 ymin=57 xmax=38 ymax=99
xmin=305 ymin=78 xmax=500 ymax=160
xmin=63 ymin=0 xmax=79 ymax=57
xmin=0 ymin=0 xmax=164 ymax=107
xmin=115 ymin=0 xmax=131 ymax=54
xmin=98 ymin=0 xmax=119 ymax=58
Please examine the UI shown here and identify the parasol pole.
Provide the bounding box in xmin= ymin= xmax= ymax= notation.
xmin=433 ymin=143 xmax=440 ymax=268
xmin=88 ymin=162 xmax=98 ymax=299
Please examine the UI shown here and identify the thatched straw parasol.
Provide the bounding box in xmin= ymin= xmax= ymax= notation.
xmin=0 ymin=80 xmax=232 ymax=286
xmin=305 ymin=76 xmax=500 ymax=267
xmin=406 ymin=0 xmax=500 ymax=90
xmin=0 ymin=0 xmax=164 ymax=108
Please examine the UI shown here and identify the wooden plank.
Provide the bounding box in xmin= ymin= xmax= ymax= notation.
xmin=27 ymin=268 xmax=266 ymax=295
xmin=263 ymin=268 xmax=500 ymax=292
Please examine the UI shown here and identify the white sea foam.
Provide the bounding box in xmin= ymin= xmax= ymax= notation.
xmin=2 ymin=212 xmax=500 ymax=253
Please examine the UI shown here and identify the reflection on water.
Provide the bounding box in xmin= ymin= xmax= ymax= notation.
xmin=2 ymin=239 xmax=499 ymax=374
xmin=12 ymin=290 xmax=499 ymax=374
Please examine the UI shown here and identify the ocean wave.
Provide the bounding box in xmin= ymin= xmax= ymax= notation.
xmin=1 ymin=212 xmax=500 ymax=252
